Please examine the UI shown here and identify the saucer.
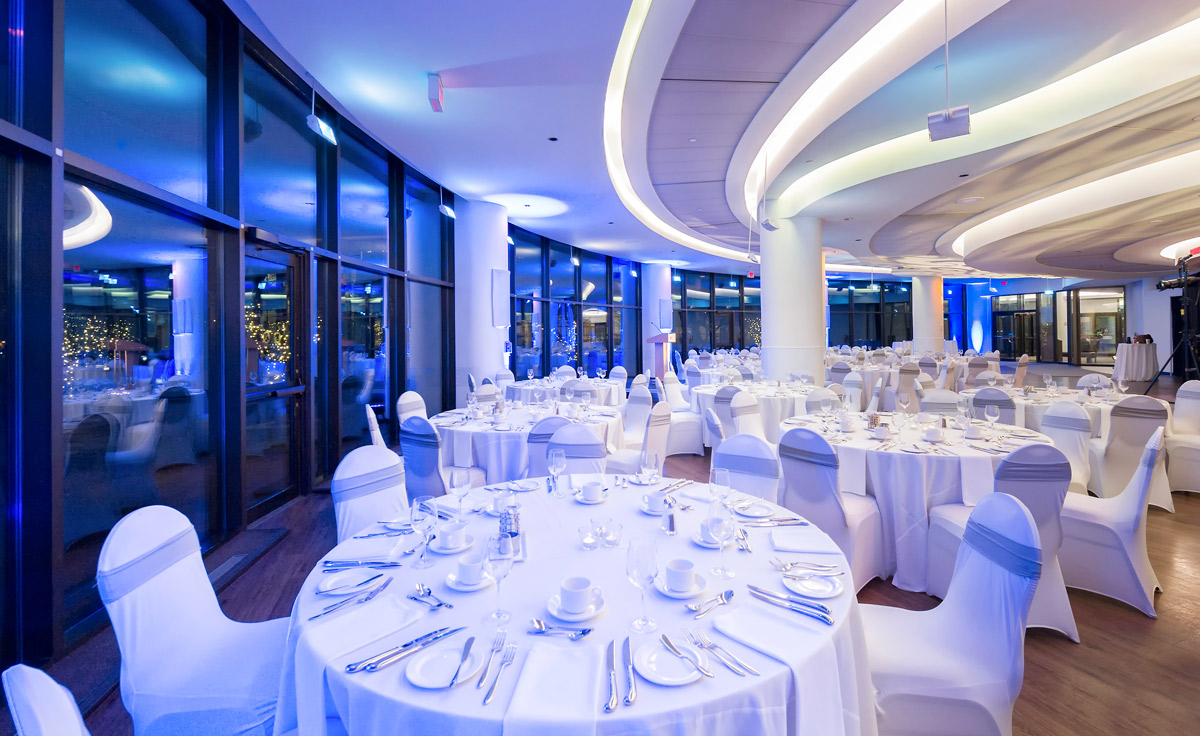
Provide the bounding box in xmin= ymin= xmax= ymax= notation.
xmin=445 ymin=570 xmax=494 ymax=592
xmin=507 ymin=480 xmax=540 ymax=492
xmin=381 ymin=517 xmax=412 ymax=531
xmin=731 ymin=499 xmax=774 ymax=519
xmin=640 ymin=500 xmax=667 ymax=516
xmin=547 ymin=593 xmax=605 ymax=622
xmin=633 ymin=640 xmax=709 ymax=687
xmin=782 ymin=573 xmax=844 ymax=599
xmin=654 ymin=574 xmax=708 ymax=599
xmin=574 ymin=489 xmax=610 ymax=505
xmin=691 ymin=532 xmax=733 ymax=549
xmin=627 ymin=475 xmax=662 ymax=486
xmin=429 ymin=535 xmax=475 ymax=555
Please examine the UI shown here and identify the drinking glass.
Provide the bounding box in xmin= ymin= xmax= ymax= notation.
xmin=800 ymin=374 xmax=812 ymax=388
xmin=708 ymin=467 xmax=731 ymax=505
xmin=581 ymin=391 xmax=593 ymax=417
xmin=987 ymin=373 xmax=998 ymax=388
xmin=985 ymin=405 xmax=1001 ymax=440
xmin=532 ymin=386 xmax=545 ymax=406
xmin=547 ymin=449 xmax=567 ymax=498
xmin=897 ymin=392 xmax=911 ymax=414
xmin=626 ymin=538 xmax=659 ymax=633
xmin=639 ymin=450 xmax=659 ymax=483
xmin=597 ymin=368 xmax=607 ymax=380
xmin=466 ymin=391 xmax=477 ymax=415
xmin=409 ymin=496 xmax=438 ymax=569
xmin=564 ymin=386 xmax=575 ymax=403
xmin=449 ymin=468 xmax=472 ymax=520
xmin=1043 ymin=373 xmax=1053 ymax=390
xmin=484 ymin=534 xmax=515 ymax=625
xmin=820 ymin=396 xmax=832 ymax=416
xmin=1003 ymin=375 xmax=1014 ymax=390
xmin=706 ymin=501 xmax=735 ymax=579
xmin=526 ymin=368 xmax=534 ymax=382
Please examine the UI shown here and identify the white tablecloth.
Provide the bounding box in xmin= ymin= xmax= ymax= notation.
xmin=958 ymin=388 xmax=1171 ymax=440
xmin=505 ymin=379 xmax=623 ymax=407
xmin=1112 ymin=343 xmax=1159 ymax=382
xmin=690 ymin=383 xmax=815 ymax=444
xmin=275 ymin=475 xmax=875 ymax=736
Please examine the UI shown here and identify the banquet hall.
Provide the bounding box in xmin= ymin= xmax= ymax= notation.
xmin=3 ymin=0 xmax=1200 ymax=734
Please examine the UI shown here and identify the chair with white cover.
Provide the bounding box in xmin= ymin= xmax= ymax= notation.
xmin=842 ymin=372 xmax=865 ymax=411
xmin=494 ymin=369 xmax=515 ymax=390
xmin=684 ymin=364 xmax=703 ymax=394
xmin=607 ymin=403 xmax=672 ymax=476
xmin=560 ymin=378 xmax=595 ymax=404
xmin=777 ymin=429 xmax=885 ymax=591
xmin=1166 ymin=380 xmax=1200 ymax=494
xmin=1039 ymin=402 xmax=1092 ymax=495
xmin=609 ymin=365 xmax=629 ymax=388
xmin=704 ymin=408 xmax=726 ymax=450
xmin=871 ymin=349 xmax=887 ymax=364
xmin=918 ymin=357 xmax=939 ymax=380
xmin=364 ymin=405 xmax=385 ymax=447
xmin=629 ymin=374 xmax=648 ymax=396
xmin=659 ymin=372 xmax=704 ymax=456
xmin=151 ymin=386 xmax=197 ymax=469
xmin=825 ymin=383 xmax=847 ymax=402
xmin=475 ymin=384 xmax=498 ymax=405
xmin=964 ymin=348 xmax=978 ymax=357
xmin=2 ymin=665 xmax=91 ymax=736
xmin=736 ymin=366 xmax=755 ymax=382
xmin=884 ymin=363 xmax=922 ymax=413
xmin=729 ymin=390 xmax=769 ymax=443
xmin=973 ymin=370 xmax=1003 ymax=389
xmin=330 ymin=445 xmax=407 ymax=543
xmin=661 ymin=371 xmax=691 ymax=412
xmin=805 ymin=386 xmax=839 ymax=415
xmin=525 ymin=416 xmax=571 ymax=478
xmin=545 ymin=424 xmax=608 ymax=474
xmin=972 ymin=388 xmax=1017 ymax=426
xmin=829 ymin=361 xmax=851 ymax=385
xmin=958 ymin=356 xmax=989 ymax=391
xmin=1086 ymin=396 xmax=1172 ymax=511
xmin=926 ymin=444 xmax=1077 ymax=642
xmin=1060 ymin=428 xmax=1164 ymax=617
xmin=920 ymin=389 xmax=960 ymax=415
xmin=480 ymin=378 xmax=494 ymax=386
xmin=621 ymin=385 xmax=654 ymax=449
xmin=865 ymin=384 xmax=883 ymax=413
xmin=397 ymin=416 xmax=485 ymax=499
xmin=711 ymin=434 xmax=780 ymax=503
xmin=688 ymin=349 xmax=698 ymax=359
xmin=1012 ymin=355 xmax=1030 ymax=388
xmin=697 ymin=352 xmax=714 ymax=369
xmin=1075 ymin=374 xmax=1111 ymax=390
xmin=64 ymin=414 xmax=123 ymax=548
xmin=861 ymin=493 xmax=1042 ymax=736
xmin=555 ymin=365 xmax=577 ymax=379
xmin=97 ymin=506 xmax=288 ymax=736
xmin=917 ymin=373 xmax=936 ymax=393
xmin=396 ymin=391 xmax=427 ymax=423
xmin=711 ymin=385 xmax=741 ymax=438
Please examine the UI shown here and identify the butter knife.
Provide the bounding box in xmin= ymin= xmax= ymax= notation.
xmin=747 ymin=585 xmax=834 ymax=615
xmin=604 ymin=640 xmax=618 ymax=713
xmin=660 ymin=635 xmax=714 ymax=678
xmin=308 ymin=578 xmax=391 ymax=621
xmin=345 ymin=627 xmax=452 ymax=673
xmin=363 ymin=626 xmax=467 ymax=673
xmin=747 ymin=591 xmax=835 ymax=626
xmin=448 ymin=636 xmax=475 ymax=687
xmin=622 ymin=637 xmax=636 ymax=706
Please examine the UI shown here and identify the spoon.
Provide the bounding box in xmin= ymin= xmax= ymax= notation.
xmin=403 ymin=535 xmax=436 ymax=556
xmin=687 ymin=590 xmax=735 ymax=619
xmin=528 ymin=619 xmax=592 ymax=640
xmin=414 ymin=582 xmax=454 ymax=609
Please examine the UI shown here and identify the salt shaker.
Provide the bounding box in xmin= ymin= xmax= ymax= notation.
xmin=500 ymin=507 xmax=527 ymax=562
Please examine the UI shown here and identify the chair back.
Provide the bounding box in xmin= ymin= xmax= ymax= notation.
xmin=553 ymin=365 xmax=576 ymax=379
xmin=825 ymin=383 xmax=846 ymax=401
xmin=920 ymin=388 xmax=960 ymax=415
xmin=495 ymin=369 xmax=515 ymax=388
xmin=736 ymin=366 xmax=755 ymax=382
xmin=1013 ymin=355 xmax=1030 ymax=388
xmin=2 ymin=666 xmax=91 ymax=736
xmin=467 ymin=373 xmax=477 ymax=393
xmin=547 ymin=424 xmax=607 ymax=474
xmin=918 ymin=357 xmax=939 ymax=380
xmin=842 ymin=372 xmax=864 ymax=411
xmin=1113 ymin=428 xmax=1165 ymax=531
xmin=98 ymin=393 xmax=133 ymax=448
xmin=893 ymin=363 xmax=922 ymax=412
xmin=712 ymin=434 xmax=780 ymax=503
xmin=1103 ymin=396 xmax=1169 ymax=492
xmin=396 ymin=390 xmax=428 ymax=423
xmin=697 ymin=353 xmax=714 ymax=369
xmin=777 ymin=429 xmax=847 ymax=530
xmin=974 ymin=370 xmax=1002 ymax=388
xmin=865 ymin=383 xmax=883 ymax=413
xmin=639 ymin=403 xmax=673 ymax=471
xmin=629 ymin=374 xmax=648 ymax=393
xmin=526 ymin=416 xmax=571 ymax=477
xmin=331 ymin=445 xmax=407 ymax=542
xmin=972 ymin=387 xmax=1017 ymax=425
xmin=560 ymin=378 xmax=595 ymax=403
xmin=1076 ymin=374 xmax=1111 ymax=390
xmin=870 ymin=349 xmax=886 ymax=364
xmin=652 ymin=376 xmax=666 ymax=400
xmin=475 ymin=384 xmax=498 ymax=404
xmin=1173 ymin=380 xmax=1200 ymax=435
xmin=962 ymin=356 xmax=989 ymax=387
xmin=480 ymin=378 xmax=494 ymax=386
xmin=684 ymin=364 xmax=702 ymax=389
xmin=704 ymin=408 xmax=726 ymax=448
xmin=829 ymin=362 xmax=851 ymax=385
xmin=994 ymin=444 xmax=1070 ymax=559
xmin=729 ymin=391 xmax=767 ymax=441
xmin=624 ymin=385 xmax=653 ymax=433
xmin=965 ymin=349 xmax=978 ymax=357
xmin=712 ymin=385 xmax=742 ymax=438
xmin=805 ymin=386 xmax=839 ymax=414
xmin=609 ymin=365 xmax=629 ymax=384
xmin=397 ymin=416 xmax=446 ymax=497
xmin=365 ymin=405 xmax=386 ymax=447
xmin=662 ymin=371 xmax=691 ymax=411
xmin=1039 ymin=402 xmax=1092 ymax=493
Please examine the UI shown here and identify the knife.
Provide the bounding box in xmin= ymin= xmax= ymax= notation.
xmin=660 ymin=635 xmax=714 ymax=678
xmin=345 ymin=627 xmax=453 ymax=673
xmin=622 ymin=637 xmax=636 ymax=706
xmin=308 ymin=578 xmax=391 ymax=621
xmin=362 ymin=626 xmax=467 ymax=672
xmin=748 ymin=590 xmax=835 ymax=625
xmin=747 ymin=584 xmax=834 ymax=616
xmin=448 ymin=636 xmax=475 ymax=687
xmin=604 ymin=640 xmax=619 ymax=713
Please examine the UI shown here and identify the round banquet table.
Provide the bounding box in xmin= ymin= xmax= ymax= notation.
xmin=275 ymin=475 xmax=876 ymax=736
xmin=777 ymin=414 xmax=1054 ymax=593
xmin=431 ymin=406 xmax=624 ymax=483
xmin=689 ymin=382 xmax=815 ymax=444
xmin=958 ymin=388 xmax=1170 ymax=440
xmin=1112 ymin=342 xmax=1159 ymax=382
xmin=504 ymin=379 xmax=623 ymax=407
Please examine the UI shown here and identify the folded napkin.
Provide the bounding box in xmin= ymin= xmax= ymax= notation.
xmin=433 ymin=489 xmax=492 ymax=513
xmin=713 ymin=607 xmax=848 ymax=736
xmin=503 ymin=641 xmax=603 ymax=736
xmin=835 ymin=444 xmax=867 ymax=495
xmin=948 ymin=449 xmax=996 ymax=506
xmin=770 ymin=528 xmax=843 ymax=555
xmin=282 ymin=595 xmax=423 ymax=736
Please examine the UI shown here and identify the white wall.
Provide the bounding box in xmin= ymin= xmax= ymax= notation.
xmin=453 ymin=198 xmax=509 ymax=405
xmin=1125 ymin=277 xmax=1174 ymax=373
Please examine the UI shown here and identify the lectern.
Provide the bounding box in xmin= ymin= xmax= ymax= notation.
xmin=646 ymin=332 xmax=675 ymax=381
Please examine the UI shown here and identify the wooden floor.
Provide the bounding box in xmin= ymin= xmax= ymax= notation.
xmin=81 ymin=453 xmax=1200 ymax=735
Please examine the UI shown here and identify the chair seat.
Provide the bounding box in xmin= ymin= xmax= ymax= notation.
xmin=1060 ymin=492 xmax=1121 ymax=527
xmin=841 ymin=491 xmax=880 ymax=525
xmin=605 ymin=449 xmax=641 ymax=475
xmin=928 ymin=503 xmax=973 ymax=535
xmin=621 ymin=429 xmax=646 ymax=449
xmin=1164 ymin=434 xmax=1200 ymax=453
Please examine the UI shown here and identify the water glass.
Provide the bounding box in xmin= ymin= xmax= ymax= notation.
xmin=449 ymin=468 xmax=472 ymax=520
xmin=985 ymin=404 xmax=1001 ymax=439
xmin=409 ymin=496 xmax=438 ymax=570
xmin=626 ymin=538 xmax=658 ymax=633
xmin=527 ymin=368 xmax=535 ymax=382
xmin=547 ymin=448 xmax=567 ymax=498
xmin=602 ymin=522 xmax=623 ymax=548
xmin=639 ymin=450 xmax=659 ymax=482
xmin=706 ymin=501 xmax=735 ymax=579
xmin=484 ymin=534 xmax=515 ymax=625
xmin=709 ymin=467 xmax=731 ymax=504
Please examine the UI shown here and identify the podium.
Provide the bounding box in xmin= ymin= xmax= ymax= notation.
xmin=646 ymin=332 xmax=675 ymax=381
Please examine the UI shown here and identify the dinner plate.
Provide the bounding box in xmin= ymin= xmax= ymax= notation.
xmin=782 ymin=574 xmax=844 ymax=599
xmin=546 ymin=593 xmax=605 ymax=622
xmin=900 ymin=446 xmax=928 ymax=454
xmin=381 ymin=517 xmax=412 ymax=531
xmin=405 ymin=645 xmax=486 ymax=689
xmin=507 ymin=479 xmax=540 ymax=492
xmin=445 ymin=570 xmax=494 ymax=592
xmin=627 ymin=475 xmax=662 ymax=486
xmin=633 ymin=640 xmax=710 ymax=687
xmin=429 ymin=535 xmax=475 ymax=555
xmin=316 ymin=569 xmax=381 ymax=597
xmin=691 ymin=533 xmax=734 ymax=550
xmin=731 ymin=500 xmax=774 ymax=519
xmin=654 ymin=574 xmax=708 ymax=600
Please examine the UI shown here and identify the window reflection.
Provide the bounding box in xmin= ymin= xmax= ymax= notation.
xmin=581 ymin=306 xmax=608 ymax=377
xmin=513 ymin=299 xmax=543 ymax=379
xmin=513 ymin=234 xmax=543 ymax=298
xmin=549 ymin=244 xmax=576 ymax=300
xmin=580 ymin=253 xmax=607 ymax=304
xmin=615 ymin=308 xmax=640 ymax=374
xmin=340 ymin=136 xmax=390 ymax=266
xmin=406 ymin=281 xmax=445 ymax=415
xmin=550 ymin=302 xmax=578 ymax=371
xmin=404 ymin=176 xmax=445 ymax=280
xmin=341 ymin=267 xmax=387 ymax=452
xmin=245 ymin=256 xmax=292 ymax=386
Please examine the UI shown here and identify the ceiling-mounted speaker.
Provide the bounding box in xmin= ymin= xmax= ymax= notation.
xmin=927 ymin=105 xmax=971 ymax=141
xmin=428 ymin=73 xmax=444 ymax=113
xmin=759 ymin=219 xmax=779 ymax=232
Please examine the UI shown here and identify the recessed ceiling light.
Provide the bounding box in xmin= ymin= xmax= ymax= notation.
xmin=956 ymin=196 xmax=984 ymax=204
xmin=1149 ymin=219 xmax=1163 ymax=223
xmin=688 ymin=138 xmax=697 ymax=142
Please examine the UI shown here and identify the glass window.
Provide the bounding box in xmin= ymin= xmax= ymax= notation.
xmin=1077 ymin=287 xmax=1125 ymax=365
xmin=686 ymin=311 xmax=712 ymax=353
xmin=404 ymin=175 xmax=446 ymax=280
xmin=743 ymin=278 xmax=761 ymax=309
xmin=852 ymin=313 xmax=879 ymax=348
xmin=64 ymin=0 xmax=208 ymax=203
xmin=827 ymin=282 xmax=851 ymax=306
xmin=339 ymin=136 xmax=390 ymax=266
xmin=612 ymin=259 xmax=637 ymax=306
xmin=245 ymin=256 xmax=293 ymax=386
xmin=883 ymin=282 xmax=909 ymax=303
xmin=341 ymin=267 xmax=388 ymax=454
xmin=671 ymin=271 xmax=683 ymax=309
xmin=243 ymin=55 xmax=318 ymax=244
xmin=684 ymin=272 xmax=711 ymax=308
xmin=61 ymin=183 xmax=215 ymax=630
xmin=0 ymin=151 xmax=9 ymax=658
xmin=512 ymin=232 xmax=543 ymax=298
xmin=549 ymin=301 xmax=578 ymax=370
xmin=580 ymin=306 xmax=609 ymax=376
xmin=715 ymin=276 xmax=740 ymax=309
xmin=615 ymin=308 xmax=639 ymax=375
xmin=714 ymin=311 xmax=737 ymax=348
xmin=513 ymin=299 xmax=543 ymax=379
xmin=853 ymin=283 xmax=881 ymax=306
xmin=406 ymin=281 xmax=446 ymax=415
xmin=829 ymin=312 xmax=851 ymax=347
xmin=580 ymin=253 xmax=607 ymax=304
xmin=744 ymin=311 xmax=762 ymax=347
xmin=549 ymin=243 xmax=576 ymax=300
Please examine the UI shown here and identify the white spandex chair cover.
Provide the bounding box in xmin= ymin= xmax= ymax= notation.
xmin=629 ymin=374 xmax=648 ymax=396
xmin=2 ymin=665 xmax=90 ymax=736
xmin=711 ymin=434 xmax=781 ymax=504
xmin=1039 ymin=402 xmax=1092 ymax=495
xmin=622 ymin=385 xmax=654 ymax=448
xmin=918 ymin=357 xmax=939 ymax=380
xmin=972 ymin=388 xmax=1017 ymax=426
xmin=825 ymin=383 xmax=847 ymax=401
xmin=736 ymin=366 xmax=755 ymax=382
xmin=607 ymin=403 xmax=672 ymax=475
xmin=1087 ymin=395 xmax=1171 ymax=511
xmin=661 ymin=371 xmax=691 ymax=411
xmin=805 ymin=386 xmax=839 ymax=415
xmin=683 ymin=364 xmax=703 ymax=392
xmin=927 ymin=445 xmax=1077 ymax=642
xmin=842 ymin=372 xmax=865 ymax=412
xmin=396 ymin=391 xmax=427 ymax=423
xmin=364 ymin=405 xmax=385 ymax=448
xmin=547 ymin=424 xmax=607 ymax=474
xmin=397 ymin=417 xmax=485 ymax=498
xmin=494 ymin=369 xmax=515 ymax=389
xmin=885 ymin=363 xmax=922 ymax=413
xmin=474 ymin=384 xmax=498 ymax=406
xmin=98 ymin=506 xmax=288 ymax=736
xmin=330 ymin=445 xmax=407 ymax=543
xmin=711 ymin=385 xmax=741 ymax=438
xmin=1061 ymin=428 xmax=1163 ymax=617
xmin=865 ymin=384 xmax=883 ymax=413
xmin=861 ymin=493 xmax=1042 ymax=736
xmin=1165 ymin=380 xmax=1200 ymax=494
xmin=777 ymin=428 xmax=886 ymax=591
xmin=958 ymin=357 xmax=989 ymax=391
xmin=920 ymin=389 xmax=960 ymax=415
xmin=555 ymin=365 xmax=577 ymax=379
xmin=697 ymin=353 xmax=714 ymax=369
xmin=525 ymin=416 xmax=571 ymax=478
xmin=972 ymin=371 xmax=1000 ymax=389
xmin=560 ymin=379 xmax=596 ymax=403
xmin=660 ymin=372 xmax=704 ymax=456
xmin=729 ymin=390 xmax=770 ymax=443
xmin=964 ymin=349 xmax=978 ymax=357
xmin=704 ymin=408 xmax=726 ymax=450
xmin=480 ymin=378 xmax=494 ymax=387
xmin=917 ymin=373 xmax=936 ymax=392
xmin=871 ymin=349 xmax=887 ymax=364
xmin=1075 ymin=374 xmax=1112 ymax=390
xmin=609 ymin=365 xmax=629 ymax=385
xmin=829 ymin=362 xmax=851 ymax=385
xmin=1012 ymin=355 xmax=1030 ymax=388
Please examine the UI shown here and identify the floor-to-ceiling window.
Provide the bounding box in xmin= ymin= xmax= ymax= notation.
xmin=403 ymin=173 xmax=454 ymax=415
xmin=671 ymin=269 xmax=764 ymax=356
xmin=827 ymin=279 xmax=909 ymax=348
xmin=1077 ymin=287 xmax=1125 ymax=365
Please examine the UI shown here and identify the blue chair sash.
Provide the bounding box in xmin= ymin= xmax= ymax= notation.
xmin=528 ymin=431 xmax=557 ymax=443
xmin=550 ymin=442 xmax=606 ymax=459
xmin=1111 ymin=405 xmax=1166 ymax=420
xmin=995 ymin=459 xmax=1071 ymax=482
xmin=399 ymin=429 xmax=440 ymax=449
xmin=962 ymin=518 xmax=1041 ymax=580
xmin=713 ymin=455 xmax=779 ymax=478
xmin=779 ymin=444 xmax=839 ymax=468
xmin=332 ymin=462 xmax=404 ymax=503
xmin=648 ymin=414 xmax=672 ymax=427
xmin=97 ymin=528 xmax=200 ymax=604
xmin=730 ymin=404 xmax=759 ymax=417
xmin=1041 ymin=415 xmax=1091 ymax=433
xmin=1176 ymin=387 xmax=1200 ymax=401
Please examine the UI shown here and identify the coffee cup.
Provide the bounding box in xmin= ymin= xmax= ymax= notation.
xmin=839 ymin=417 xmax=854 ymax=433
xmin=664 ymin=559 xmax=696 ymax=592
xmin=439 ymin=520 xmax=468 ymax=549
xmin=560 ymin=576 xmax=601 ymax=614
xmin=457 ymin=553 xmax=485 ymax=585
xmin=643 ymin=490 xmax=668 ymax=513
xmin=491 ymin=489 xmax=515 ymax=514
xmin=964 ymin=425 xmax=984 ymax=440
xmin=873 ymin=425 xmax=890 ymax=440
xmin=923 ymin=427 xmax=943 ymax=442
xmin=581 ymin=481 xmax=605 ymax=502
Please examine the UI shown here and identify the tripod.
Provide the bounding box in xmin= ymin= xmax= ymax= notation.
xmin=1145 ymin=255 xmax=1200 ymax=395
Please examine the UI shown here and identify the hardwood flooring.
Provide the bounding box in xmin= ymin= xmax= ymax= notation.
xmin=77 ymin=453 xmax=1200 ymax=735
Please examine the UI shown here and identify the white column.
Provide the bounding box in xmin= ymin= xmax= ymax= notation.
xmin=910 ymin=274 xmax=945 ymax=354
xmin=760 ymin=214 xmax=825 ymax=382
xmin=171 ymin=257 xmax=206 ymax=389
xmin=453 ymin=198 xmax=509 ymax=405
xmin=640 ymin=262 xmax=672 ymax=377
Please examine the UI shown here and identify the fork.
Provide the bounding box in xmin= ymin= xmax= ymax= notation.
xmin=685 ymin=629 xmax=744 ymax=676
xmin=735 ymin=528 xmax=752 ymax=553
xmin=483 ymin=644 xmax=517 ymax=705
xmin=477 ymin=630 xmax=507 ymax=689
xmin=770 ymin=557 xmax=838 ymax=572
xmin=693 ymin=629 xmax=760 ymax=676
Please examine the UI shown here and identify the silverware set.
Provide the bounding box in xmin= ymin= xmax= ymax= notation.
xmin=746 ymin=584 xmax=835 ymax=626
xmin=308 ymin=578 xmax=392 ymax=621
xmin=734 ymin=528 xmax=752 ymax=552
xmin=528 ymin=618 xmax=592 ymax=640
xmin=769 ymin=557 xmax=839 ymax=573
xmin=741 ymin=516 xmax=809 ymax=528
xmin=344 ymin=626 xmax=466 ymax=673
xmin=477 ymin=630 xmax=507 ymax=688
xmin=604 ymin=637 xmax=636 ymax=712
xmin=686 ymin=589 xmax=735 ymax=618
xmin=482 ymin=644 xmax=518 ymax=705
xmin=684 ymin=629 xmax=759 ymax=676
xmin=407 ymin=582 xmax=453 ymax=610
xmin=321 ymin=560 xmax=402 ymax=572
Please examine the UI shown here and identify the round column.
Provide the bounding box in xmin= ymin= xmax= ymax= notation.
xmin=453 ymin=198 xmax=509 ymax=405
xmin=910 ymin=274 xmax=945 ymax=354
xmin=760 ymin=214 xmax=825 ymax=382
xmin=640 ymin=262 xmax=673 ymax=378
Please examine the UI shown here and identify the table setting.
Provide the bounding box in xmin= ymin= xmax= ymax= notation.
xmin=505 ymin=375 xmax=625 ymax=407
xmin=959 ymin=380 xmax=1167 ymax=439
xmin=690 ymin=380 xmax=818 ymax=444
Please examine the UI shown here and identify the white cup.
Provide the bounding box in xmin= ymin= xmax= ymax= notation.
xmin=873 ymin=425 xmax=890 ymax=440
xmin=491 ymin=490 xmax=515 ymax=514
xmin=643 ymin=490 xmax=667 ymax=512
xmin=964 ymin=425 xmax=984 ymax=440
xmin=924 ymin=427 xmax=944 ymax=442
xmin=839 ymin=418 xmax=854 ymax=433
xmin=457 ymin=553 xmax=484 ymax=585
xmin=581 ymin=481 xmax=604 ymax=502
xmin=664 ymin=559 xmax=696 ymax=592
xmin=439 ymin=521 xmax=467 ymax=549
xmin=560 ymin=576 xmax=601 ymax=614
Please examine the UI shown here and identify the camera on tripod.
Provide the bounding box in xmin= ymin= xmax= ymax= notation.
xmin=1157 ymin=253 xmax=1200 ymax=291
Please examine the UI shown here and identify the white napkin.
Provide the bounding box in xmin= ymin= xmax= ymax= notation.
xmin=450 ymin=426 xmax=476 ymax=467
xmin=713 ymin=607 xmax=848 ymax=736
xmin=433 ymin=489 xmax=492 ymax=514
xmin=285 ymin=594 xmax=423 ymax=736
xmin=503 ymin=641 xmax=603 ymax=736
xmin=958 ymin=454 xmax=996 ymax=506
xmin=835 ymin=444 xmax=867 ymax=495
xmin=770 ymin=528 xmax=844 ymax=555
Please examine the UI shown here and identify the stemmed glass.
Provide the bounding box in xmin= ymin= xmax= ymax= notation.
xmin=985 ymin=404 xmax=1001 ymax=441
xmin=483 ymin=534 xmax=515 ymax=625
xmin=987 ymin=373 xmax=998 ymax=388
xmin=1043 ymin=373 xmax=1054 ymax=391
xmin=449 ymin=468 xmax=472 ymax=521
xmin=709 ymin=467 xmax=731 ymax=506
xmin=897 ymin=392 xmax=911 ymax=415
xmin=532 ymin=386 xmax=545 ymax=408
xmin=626 ymin=538 xmax=659 ymax=633
xmin=547 ymin=448 xmax=567 ymax=498
xmin=800 ymin=374 xmax=812 ymax=389
xmin=527 ymin=368 xmax=535 ymax=382
xmin=639 ymin=450 xmax=659 ymax=483
xmin=563 ymin=386 xmax=575 ymax=404
xmin=581 ymin=391 xmax=593 ymax=418
xmin=1003 ymin=374 xmax=1014 ymax=391
xmin=706 ymin=501 xmax=735 ymax=579
xmin=597 ymin=367 xmax=607 ymax=381
xmin=466 ymin=390 xmax=477 ymax=416
xmin=409 ymin=495 xmax=438 ymax=569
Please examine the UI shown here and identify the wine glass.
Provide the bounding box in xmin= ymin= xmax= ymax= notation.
xmin=985 ymin=404 xmax=1001 ymax=440
xmin=1043 ymin=373 xmax=1053 ymax=390
xmin=800 ymin=374 xmax=812 ymax=389
xmin=820 ymin=396 xmax=832 ymax=416
xmin=547 ymin=448 xmax=567 ymax=498
xmin=626 ymin=538 xmax=659 ymax=633
xmin=466 ymin=390 xmax=477 ymax=415
xmin=706 ymin=501 xmax=735 ymax=579
xmin=709 ymin=467 xmax=731 ymax=505
xmin=987 ymin=373 xmax=998 ymax=388
xmin=597 ymin=367 xmax=607 ymax=381
xmin=580 ymin=391 xmax=593 ymax=418
xmin=532 ymin=385 xmax=545 ymax=407
xmin=526 ymin=368 xmax=534 ymax=382
xmin=1003 ymin=374 xmax=1014 ymax=390
xmin=483 ymin=534 xmax=515 ymax=625
xmin=897 ymin=392 xmax=911 ymax=415
xmin=449 ymin=468 xmax=472 ymax=521
xmin=639 ymin=450 xmax=659 ymax=483
xmin=563 ymin=386 xmax=575 ymax=404
xmin=409 ymin=496 xmax=438 ymax=569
